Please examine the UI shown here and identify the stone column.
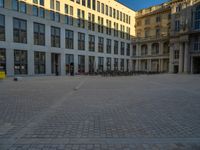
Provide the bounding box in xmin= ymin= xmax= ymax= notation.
xmin=179 ymin=43 xmax=183 ymax=73
xmin=169 ymin=43 xmax=174 ymax=73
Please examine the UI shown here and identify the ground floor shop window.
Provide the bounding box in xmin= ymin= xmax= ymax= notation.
xmin=14 ymin=50 xmax=27 ymax=75
xmin=34 ymin=51 xmax=45 ymax=74
xmin=0 ymin=48 xmax=6 ymax=72
xmin=78 ymin=55 xmax=85 ymax=74
xmin=66 ymin=54 xmax=74 ymax=75
xmin=98 ymin=57 xmax=104 ymax=72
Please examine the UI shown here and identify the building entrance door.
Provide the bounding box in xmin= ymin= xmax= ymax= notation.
xmin=193 ymin=57 xmax=200 ymax=74
xmin=51 ymin=53 xmax=60 ymax=75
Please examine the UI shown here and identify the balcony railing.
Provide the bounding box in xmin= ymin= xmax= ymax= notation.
xmin=132 ymin=34 xmax=169 ymax=42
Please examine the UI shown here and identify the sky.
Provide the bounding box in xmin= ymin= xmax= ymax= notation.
xmin=118 ymin=0 xmax=170 ymax=11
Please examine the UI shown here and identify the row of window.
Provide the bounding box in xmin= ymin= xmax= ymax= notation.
xmin=0 ymin=49 xmax=130 ymax=75
xmin=9 ymin=0 xmax=131 ymax=40
xmin=67 ymin=0 xmax=131 ymax=24
xmin=0 ymin=15 xmax=131 ymax=56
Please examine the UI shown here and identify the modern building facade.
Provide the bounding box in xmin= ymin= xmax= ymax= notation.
xmin=0 ymin=0 xmax=135 ymax=76
xmin=1 ymin=0 xmax=200 ymax=76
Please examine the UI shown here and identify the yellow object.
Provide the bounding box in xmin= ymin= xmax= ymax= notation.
xmin=0 ymin=71 xmax=6 ymax=79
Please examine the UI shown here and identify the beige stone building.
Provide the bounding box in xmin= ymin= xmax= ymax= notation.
xmin=170 ymin=0 xmax=200 ymax=74
xmin=132 ymin=2 xmax=171 ymax=73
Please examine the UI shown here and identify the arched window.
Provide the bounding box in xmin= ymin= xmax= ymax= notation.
xmin=151 ymin=43 xmax=159 ymax=55
xmin=141 ymin=44 xmax=148 ymax=56
xmin=195 ymin=5 xmax=200 ymax=29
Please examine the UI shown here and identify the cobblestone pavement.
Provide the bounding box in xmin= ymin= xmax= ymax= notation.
xmin=0 ymin=74 xmax=200 ymax=150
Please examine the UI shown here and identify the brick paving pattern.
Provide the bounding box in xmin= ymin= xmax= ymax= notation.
xmin=0 ymin=75 xmax=200 ymax=149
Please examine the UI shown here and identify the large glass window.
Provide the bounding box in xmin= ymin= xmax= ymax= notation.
xmin=98 ymin=57 xmax=104 ymax=72
xmin=0 ymin=48 xmax=6 ymax=72
xmin=78 ymin=32 xmax=85 ymax=50
xmin=98 ymin=37 xmax=104 ymax=53
xmin=106 ymin=57 xmax=111 ymax=71
xmin=120 ymin=59 xmax=124 ymax=71
xmin=34 ymin=22 xmax=45 ymax=46
xmin=114 ymin=58 xmax=118 ymax=71
xmin=66 ymin=54 xmax=74 ymax=75
xmin=14 ymin=50 xmax=28 ymax=75
xmin=13 ymin=18 xmax=27 ymax=43
xmin=89 ymin=35 xmax=95 ymax=52
xmin=114 ymin=40 xmax=118 ymax=55
xmin=34 ymin=51 xmax=45 ymax=74
xmin=92 ymin=0 xmax=96 ymax=10
xmin=120 ymin=42 xmax=125 ymax=55
xmin=106 ymin=39 xmax=111 ymax=54
xmin=0 ymin=14 xmax=5 ymax=41
xmin=195 ymin=5 xmax=200 ymax=30
xmin=51 ymin=26 xmax=60 ymax=48
xmin=65 ymin=30 xmax=74 ymax=49
xmin=87 ymin=0 xmax=91 ymax=8
xmin=0 ymin=0 xmax=4 ymax=8
xmin=78 ymin=55 xmax=85 ymax=73
xmin=126 ymin=43 xmax=130 ymax=56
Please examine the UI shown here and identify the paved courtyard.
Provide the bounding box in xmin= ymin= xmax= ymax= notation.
xmin=0 ymin=74 xmax=200 ymax=150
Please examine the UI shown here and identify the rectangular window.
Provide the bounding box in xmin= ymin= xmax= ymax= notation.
xmin=66 ymin=54 xmax=74 ymax=75
xmin=51 ymin=26 xmax=60 ymax=48
xmin=39 ymin=8 xmax=45 ymax=18
xmin=40 ymin=0 xmax=44 ymax=6
xmin=78 ymin=55 xmax=85 ymax=73
xmin=98 ymin=57 xmax=104 ymax=72
xmin=121 ymin=42 xmax=125 ymax=55
xmin=82 ymin=0 xmax=85 ymax=6
xmin=174 ymin=50 xmax=179 ymax=59
xmin=13 ymin=18 xmax=27 ymax=43
xmin=106 ymin=39 xmax=111 ymax=54
xmin=50 ymin=0 xmax=54 ymax=9
xmin=34 ymin=51 xmax=45 ymax=74
xmin=114 ymin=40 xmax=118 ymax=55
xmin=77 ymin=9 xmax=85 ymax=28
xmin=33 ymin=6 xmax=38 ymax=16
xmin=0 ymin=14 xmax=5 ymax=41
xmin=20 ymin=2 xmax=26 ymax=13
xmin=89 ymin=35 xmax=95 ymax=52
xmin=106 ymin=57 xmax=111 ymax=71
xmin=92 ymin=0 xmax=96 ymax=10
xmin=106 ymin=20 xmax=111 ymax=35
xmin=98 ymin=37 xmax=104 ymax=53
xmin=114 ymin=22 xmax=118 ymax=37
xmin=0 ymin=48 xmax=6 ymax=72
xmin=87 ymin=0 xmax=91 ymax=8
xmin=34 ymin=22 xmax=45 ymax=46
xmin=126 ymin=43 xmax=130 ymax=56
xmin=12 ymin=0 xmax=19 ymax=11
xmin=120 ymin=59 xmax=124 ymax=71
xmin=88 ymin=13 xmax=95 ymax=31
xmin=98 ymin=16 xmax=103 ymax=33
xmin=97 ymin=1 xmax=100 ymax=12
xmin=175 ymin=20 xmax=180 ymax=32
xmin=56 ymin=1 xmax=60 ymax=11
xmin=65 ymin=29 xmax=74 ymax=49
xmin=14 ymin=50 xmax=28 ymax=75
xmin=0 ymin=0 xmax=4 ymax=8
xmin=101 ymin=3 xmax=104 ymax=14
xmin=78 ymin=32 xmax=85 ymax=50
xmin=114 ymin=58 xmax=118 ymax=71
